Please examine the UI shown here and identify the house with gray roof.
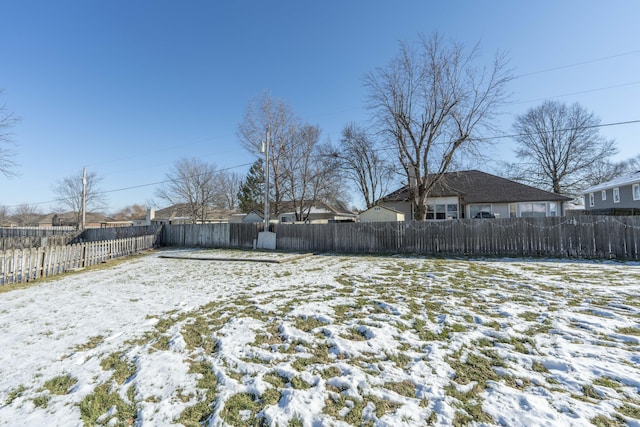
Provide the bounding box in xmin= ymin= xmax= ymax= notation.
xmin=580 ymin=170 xmax=640 ymax=215
xmin=276 ymin=201 xmax=356 ymax=224
xmin=137 ymin=204 xmax=235 ymax=225
xmin=378 ymin=170 xmax=572 ymax=220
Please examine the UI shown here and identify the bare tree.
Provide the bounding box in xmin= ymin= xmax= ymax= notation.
xmin=155 ymin=158 xmax=220 ymax=223
xmin=51 ymin=169 xmax=107 ymax=227
xmin=112 ymin=204 xmax=147 ymax=221
xmin=313 ymin=142 xmax=350 ymax=207
xmin=0 ymin=205 xmax=10 ymax=225
xmin=217 ymin=170 xmax=242 ymax=211
xmin=334 ymin=123 xmax=394 ymax=209
xmin=573 ymin=153 xmax=640 ymax=189
xmin=365 ymin=33 xmax=512 ymax=220
xmin=581 ymin=159 xmax=629 ymax=189
xmin=0 ymin=89 xmax=19 ymax=177
xmin=628 ymin=154 xmax=640 ymax=171
xmin=11 ymin=203 xmax=42 ymax=226
xmin=511 ymin=101 xmax=616 ymax=195
xmin=279 ymin=124 xmax=331 ymax=221
xmin=237 ymin=92 xmax=299 ymax=217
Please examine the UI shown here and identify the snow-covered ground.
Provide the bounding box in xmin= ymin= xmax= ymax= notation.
xmin=0 ymin=249 xmax=639 ymax=426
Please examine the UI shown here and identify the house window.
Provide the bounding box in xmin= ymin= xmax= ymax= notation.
xmin=549 ymin=202 xmax=557 ymax=217
xmin=426 ymin=204 xmax=435 ymax=220
xmin=588 ymin=193 xmax=594 ymax=207
xmin=613 ymin=188 xmax=620 ymax=203
xmin=469 ymin=204 xmax=492 ymax=219
xmin=280 ymin=214 xmax=295 ymax=223
xmin=520 ymin=202 xmax=547 ymax=217
xmin=426 ymin=204 xmax=458 ymax=220
xmin=601 ymin=190 xmax=606 ymax=201
xmin=509 ymin=204 xmax=517 ymax=218
xmin=633 ymin=184 xmax=640 ymax=201
xmin=447 ymin=204 xmax=458 ymax=219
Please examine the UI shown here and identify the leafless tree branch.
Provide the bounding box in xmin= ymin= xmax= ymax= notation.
xmin=364 ymin=33 xmax=512 ymax=220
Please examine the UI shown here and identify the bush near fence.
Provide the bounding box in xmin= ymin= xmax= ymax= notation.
xmin=161 ymin=216 xmax=640 ymax=260
xmin=0 ymin=235 xmax=158 ymax=286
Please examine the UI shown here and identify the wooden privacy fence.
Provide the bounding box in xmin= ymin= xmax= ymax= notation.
xmin=0 ymin=226 xmax=76 ymax=237
xmin=73 ymin=225 xmax=163 ymax=243
xmin=273 ymin=216 xmax=640 ymax=259
xmin=0 ymin=234 xmax=75 ymax=251
xmin=0 ymin=235 xmax=157 ymax=285
xmin=161 ymin=216 xmax=640 ymax=260
xmin=162 ymin=223 xmax=264 ymax=248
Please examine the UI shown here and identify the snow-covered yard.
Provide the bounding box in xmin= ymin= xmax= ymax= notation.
xmin=0 ymin=249 xmax=639 ymax=426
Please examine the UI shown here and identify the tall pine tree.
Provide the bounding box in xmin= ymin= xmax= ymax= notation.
xmin=237 ymin=159 xmax=265 ymax=213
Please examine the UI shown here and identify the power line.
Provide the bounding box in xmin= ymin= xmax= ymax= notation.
xmin=3 ymin=161 xmax=255 ymax=209
xmin=99 ymin=162 xmax=254 ymax=196
xmin=512 ymin=80 xmax=640 ymax=105
xmin=487 ymin=119 xmax=640 ymax=142
xmin=348 ymin=118 xmax=640 ymax=157
xmin=45 ymin=51 xmax=640 ymax=185
xmin=515 ymin=49 xmax=640 ymax=78
xmin=5 ymin=118 xmax=639 ymax=211
xmin=6 ymin=50 xmax=640 ymax=211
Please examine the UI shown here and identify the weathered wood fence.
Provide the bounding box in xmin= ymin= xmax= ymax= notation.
xmin=0 ymin=226 xmax=76 ymax=237
xmin=3 ymin=216 xmax=636 ymax=285
xmin=0 ymin=235 xmax=157 ymax=285
xmin=161 ymin=223 xmax=264 ymax=248
xmin=161 ymin=216 xmax=640 ymax=260
xmin=72 ymin=225 xmax=163 ymax=243
xmin=273 ymin=216 xmax=640 ymax=259
xmin=0 ymin=234 xmax=76 ymax=251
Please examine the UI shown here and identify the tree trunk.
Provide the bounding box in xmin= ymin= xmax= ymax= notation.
xmin=414 ymin=203 xmax=427 ymax=221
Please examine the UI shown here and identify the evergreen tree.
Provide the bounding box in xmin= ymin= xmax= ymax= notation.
xmin=237 ymin=159 xmax=265 ymax=213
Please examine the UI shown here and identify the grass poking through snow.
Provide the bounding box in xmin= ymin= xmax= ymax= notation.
xmin=2 ymin=250 xmax=640 ymax=426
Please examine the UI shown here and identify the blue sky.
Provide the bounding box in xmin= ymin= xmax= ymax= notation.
xmin=1 ymin=0 xmax=639 ymax=213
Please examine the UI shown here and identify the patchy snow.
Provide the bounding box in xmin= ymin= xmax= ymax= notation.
xmin=0 ymin=249 xmax=639 ymax=426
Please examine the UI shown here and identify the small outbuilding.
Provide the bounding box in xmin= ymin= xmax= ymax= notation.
xmin=359 ymin=205 xmax=405 ymax=223
xmin=242 ymin=211 xmax=265 ymax=223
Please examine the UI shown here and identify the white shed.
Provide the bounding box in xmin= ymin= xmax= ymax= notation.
xmin=359 ymin=205 xmax=405 ymax=223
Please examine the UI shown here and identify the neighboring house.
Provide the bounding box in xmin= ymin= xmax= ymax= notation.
xmin=228 ymin=213 xmax=247 ymax=223
xmin=131 ymin=208 xmax=155 ymax=226
xmin=277 ymin=201 xmax=356 ymax=224
xmin=145 ymin=204 xmax=234 ymax=225
xmin=379 ymin=170 xmax=572 ymax=220
xmin=580 ymin=170 xmax=640 ymax=215
xmin=359 ymin=205 xmax=405 ymax=223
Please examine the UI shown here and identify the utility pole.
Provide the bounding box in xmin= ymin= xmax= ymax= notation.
xmin=82 ymin=166 xmax=87 ymax=230
xmin=256 ymin=128 xmax=276 ymax=250
xmin=263 ymin=129 xmax=271 ymax=228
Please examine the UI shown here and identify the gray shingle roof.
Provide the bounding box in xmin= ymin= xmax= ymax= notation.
xmin=381 ymin=170 xmax=572 ymax=204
